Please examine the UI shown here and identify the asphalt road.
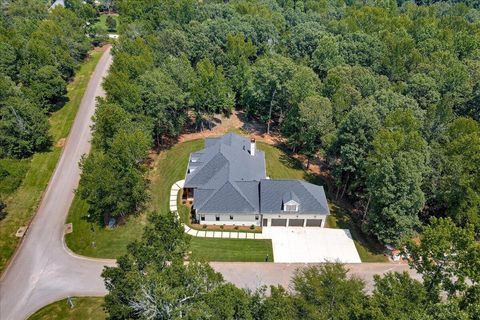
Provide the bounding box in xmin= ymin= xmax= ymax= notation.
xmin=0 ymin=46 xmax=115 ymax=320
xmin=0 ymin=45 xmax=421 ymax=320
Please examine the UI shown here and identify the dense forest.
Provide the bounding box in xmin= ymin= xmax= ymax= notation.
xmin=82 ymin=0 xmax=480 ymax=247
xmin=0 ymin=0 xmax=98 ymax=158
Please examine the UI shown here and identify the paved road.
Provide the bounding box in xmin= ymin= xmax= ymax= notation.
xmin=0 ymin=46 xmax=115 ymax=320
xmin=0 ymin=45 xmax=421 ymax=320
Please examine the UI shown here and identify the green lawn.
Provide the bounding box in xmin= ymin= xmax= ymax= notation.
xmin=28 ymin=297 xmax=106 ymax=320
xmin=94 ymin=14 xmax=119 ymax=33
xmin=0 ymin=158 xmax=31 ymax=198
xmin=66 ymin=134 xmax=386 ymax=262
xmin=0 ymin=49 xmax=105 ymax=273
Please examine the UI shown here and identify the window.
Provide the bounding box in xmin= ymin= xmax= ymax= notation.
xmin=285 ymin=204 xmax=298 ymax=212
xmin=255 ymin=215 xmax=259 ymax=220
xmin=230 ymin=215 xmax=234 ymax=220
xmin=200 ymin=215 xmax=205 ymax=221
xmin=215 ymin=215 xmax=220 ymax=221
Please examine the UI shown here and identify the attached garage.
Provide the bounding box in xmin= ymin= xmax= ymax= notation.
xmin=271 ymin=219 xmax=287 ymax=226
xmin=288 ymin=219 xmax=304 ymax=227
xmin=306 ymin=219 xmax=322 ymax=227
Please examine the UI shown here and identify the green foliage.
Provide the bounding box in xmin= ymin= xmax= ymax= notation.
xmin=405 ymin=217 xmax=480 ymax=301
xmin=292 ymin=263 xmax=367 ymax=320
xmin=366 ymin=110 xmax=428 ymax=244
xmin=106 ymin=15 xmax=116 ymax=32
xmin=77 ymin=128 xmax=150 ymax=223
xmin=437 ymin=118 xmax=480 ymax=231
xmin=0 ymin=1 xmax=92 ymax=159
xmin=192 ymin=58 xmax=234 ymax=128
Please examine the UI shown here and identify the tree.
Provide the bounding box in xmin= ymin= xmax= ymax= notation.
xmin=311 ymin=34 xmax=344 ymax=77
xmin=367 ymin=272 xmax=429 ymax=320
xmin=192 ymin=58 xmax=234 ymax=130
xmin=365 ymin=109 xmax=428 ymax=244
xmin=91 ymin=101 xmax=132 ymax=151
xmin=0 ymin=76 xmax=51 ymax=158
xmin=243 ymin=55 xmax=297 ymax=134
xmin=292 ymin=263 xmax=366 ymax=320
xmin=139 ymin=69 xmax=187 ymax=145
xmin=22 ymin=65 xmax=66 ymax=112
xmin=284 ymin=95 xmax=334 ymax=169
xmin=285 ymin=22 xmax=325 ymax=59
xmin=329 ymin=104 xmax=381 ymax=200
xmin=77 ymin=129 xmax=150 ymax=223
xmin=405 ymin=217 xmax=480 ymax=309
xmin=103 ymin=212 xmax=234 ymax=319
xmin=106 ymin=15 xmax=117 ymax=32
xmin=255 ymin=286 xmax=296 ymax=320
xmin=437 ymin=117 xmax=480 ymax=231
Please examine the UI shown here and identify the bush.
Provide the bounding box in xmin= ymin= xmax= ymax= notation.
xmin=203 ymin=224 xmax=207 ymax=229
xmin=250 ymin=224 xmax=255 ymax=230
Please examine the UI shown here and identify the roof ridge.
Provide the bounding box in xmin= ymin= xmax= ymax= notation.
xmin=232 ymin=181 xmax=258 ymax=211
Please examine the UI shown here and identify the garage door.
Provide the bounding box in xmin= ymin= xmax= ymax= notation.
xmin=306 ymin=219 xmax=322 ymax=227
xmin=271 ymin=219 xmax=287 ymax=226
xmin=288 ymin=219 xmax=304 ymax=227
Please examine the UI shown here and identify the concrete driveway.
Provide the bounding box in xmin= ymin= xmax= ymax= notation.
xmin=263 ymin=227 xmax=362 ymax=263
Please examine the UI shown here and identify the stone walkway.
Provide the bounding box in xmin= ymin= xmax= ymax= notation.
xmin=170 ymin=180 xmax=268 ymax=239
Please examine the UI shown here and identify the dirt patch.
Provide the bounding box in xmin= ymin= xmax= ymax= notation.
xmin=178 ymin=110 xmax=284 ymax=146
xmin=56 ymin=138 xmax=66 ymax=148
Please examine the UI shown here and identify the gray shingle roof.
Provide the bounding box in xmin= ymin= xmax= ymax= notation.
xmin=185 ymin=133 xmax=266 ymax=189
xmin=260 ymin=179 xmax=329 ymax=214
xmin=184 ymin=133 xmax=328 ymax=216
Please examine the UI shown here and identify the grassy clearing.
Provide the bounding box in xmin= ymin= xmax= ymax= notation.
xmin=28 ymin=297 xmax=106 ymax=320
xmin=94 ymin=14 xmax=119 ymax=33
xmin=0 ymin=49 xmax=105 ymax=273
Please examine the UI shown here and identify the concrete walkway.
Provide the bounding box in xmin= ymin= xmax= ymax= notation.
xmin=170 ymin=180 xmax=267 ymax=239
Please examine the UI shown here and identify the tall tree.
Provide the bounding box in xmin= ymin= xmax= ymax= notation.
xmin=292 ymin=263 xmax=367 ymax=320
xmin=192 ymin=58 xmax=234 ymax=130
xmin=436 ymin=117 xmax=480 ymax=231
xmin=365 ymin=109 xmax=428 ymax=244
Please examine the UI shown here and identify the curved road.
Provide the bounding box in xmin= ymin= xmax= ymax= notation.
xmin=0 ymin=46 xmax=115 ymax=320
xmin=0 ymin=46 xmax=419 ymax=320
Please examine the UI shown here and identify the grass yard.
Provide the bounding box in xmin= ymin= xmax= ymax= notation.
xmin=28 ymin=297 xmax=106 ymax=320
xmin=0 ymin=158 xmax=31 ymax=197
xmin=0 ymin=48 xmax=105 ymax=273
xmin=94 ymin=14 xmax=119 ymax=33
xmin=190 ymin=237 xmax=273 ymax=262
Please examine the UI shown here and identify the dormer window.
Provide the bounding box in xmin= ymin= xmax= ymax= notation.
xmin=284 ymin=200 xmax=299 ymax=212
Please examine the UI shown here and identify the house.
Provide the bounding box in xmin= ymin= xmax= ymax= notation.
xmin=184 ymin=133 xmax=329 ymax=227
